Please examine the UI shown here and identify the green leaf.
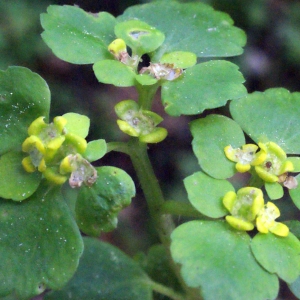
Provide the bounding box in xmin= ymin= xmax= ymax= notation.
xmin=84 ymin=139 xmax=107 ymax=162
xmin=115 ymin=20 xmax=165 ymax=56
xmin=93 ymin=60 xmax=136 ymax=87
xmin=184 ymin=171 xmax=234 ymax=218
xmin=289 ymin=276 xmax=300 ymax=299
xmin=45 ymin=237 xmax=152 ymax=300
xmin=0 ymin=67 xmax=50 ymax=155
xmin=62 ymin=112 xmax=90 ymax=138
xmin=76 ymin=166 xmax=135 ymax=236
xmin=41 ymin=5 xmax=116 ymax=64
xmin=171 ymin=220 xmax=278 ymax=300
xmin=251 ymin=232 xmax=300 ymax=283
xmin=265 ymin=182 xmax=284 ymax=200
xmin=160 ymin=51 xmax=197 ymax=68
xmin=118 ymin=1 xmax=246 ymax=60
xmin=288 ymin=174 xmax=300 ymax=209
xmin=161 ymin=60 xmax=246 ymax=116
xmin=190 ymin=114 xmax=245 ymax=179
xmin=230 ymin=88 xmax=300 ymax=154
xmin=288 ymin=157 xmax=300 ymax=172
xmin=135 ymin=74 xmax=158 ymax=86
xmin=0 ymin=151 xmax=41 ymax=201
xmin=0 ymin=181 xmax=83 ymax=299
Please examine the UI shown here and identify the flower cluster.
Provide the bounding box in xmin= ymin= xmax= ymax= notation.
xmin=22 ymin=116 xmax=97 ymax=187
xmin=114 ymin=100 xmax=167 ymax=143
xmin=224 ymin=141 xmax=297 ymax=188
xmin=223 ymin=187 xmax=289 ymax=237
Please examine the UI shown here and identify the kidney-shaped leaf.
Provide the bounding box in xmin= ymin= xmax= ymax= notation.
xmin=0 ymin=182 xmax=83 ymax=299
xmin=76 ymin=166 xmax=135 ymax=236
xmin=190 ymin=114 xmax=245 ymax=179
xmin=251 ymin=232 xmax=300 ymax=283
xmin=184 ymin=171 xmax=234 ymax=218
xmin=0 ymin=67 xmax=50 ymax=155
xmin=45 ymin=237 xmax=152 ymax=300
xmin=118 ymin=1 xmax=246 ymax=60
xmin=230 ymin=88 xmax=300 ymax=154
xmin=0 ymin=151 xmax=41 ymax=201
xmin=41 ymin=5 xmax=116 ymax=64
xmin=162 ymin=60 xmax=246 ymax=116
xmin=93 ymin=60 xmax=136 ymax=87
xmin=171 ymin=220 xmax=278 ymax=300
xmin=62 ymin=112 xmax=90 ymax=138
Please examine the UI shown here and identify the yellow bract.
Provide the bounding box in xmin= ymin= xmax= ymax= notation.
xmin=224 ymin=144 xmax=266 ymax=173
xmin=256 ymin=202 xmax=289 ymax=237
xmin=22 ymin=116 xmax=96 ymax=187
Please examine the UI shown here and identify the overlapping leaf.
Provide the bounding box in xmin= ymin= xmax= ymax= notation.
xmin=0 ymin=151 xmax=41 ymax=201
xmin=251 ymin=232 xmax=300 ymax=283
xmin=171 ymin=220 xmax=278 ymax=300
xmin=118 ymin=1 xmax=246 ymax=61
xmin=190 ymin=114 xmax=245 ymax=179
xmin=45 ymin=237 xmax=152 ymax=300
xmin=0 ymin=67 xmax=50 ymax=155
xmin=41 ymin=5 xmax=116 ymax=64
xmin=161 ymin=60 xmax=247 ymax=116
xmin=230 ymin=88 xmax=300 ymax=154
xmin=76 ymin=166 xmax=135 ymax=236
xmin=0 ymin=182 xmax=83 ymax=299
xmin=184 ymin=171 xmax=234 ymax=218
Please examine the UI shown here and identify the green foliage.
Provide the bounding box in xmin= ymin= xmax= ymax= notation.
xmin=190 ymin=114 xmax=245 ymax=179
xmin=171 ymin=221 xmax=278 ymax=300
xmin=0 ymin=182 xmax=83 ymax=299
xmin=1 ymin=1 xmax=300 ymax=300
xmin=0 ymin=67 xmax=50 ymax=154
xmin=93 ymin=60 xmax=136 ymax=87
xmin=118 ymin=1 xmax=246 ymax=60
xmin=251 ymin=232 xmax=300 ymax=283
xmin=0 ymin=151 xmax=41 ymax=201
xmin=44 ymin=237 xmax=153 ymax=300
xmin=184 ymin=171 xmax=234 ymax=218
xmin=76 ymin=166 xmax=135 ymax=236
xmin=230 ymin=88 xmax=300 ymax=154
xmin=41 ymin=5 xmax=116 ymax=64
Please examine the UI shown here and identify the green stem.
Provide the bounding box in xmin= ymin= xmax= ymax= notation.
xmin=106 ymin=142 xmax=130 ymax=155
xmin=127 ymin=138 xmax=202 ymax=300
xmin=128 ymin=138 xmax=174 ymax=246
xmin=136 ymin=82 xmax=160 ymax=110
xmin=161 ymin=200 xmax=209 ymax=219
xmin=149 ymin=280 xmax=185 ymax=300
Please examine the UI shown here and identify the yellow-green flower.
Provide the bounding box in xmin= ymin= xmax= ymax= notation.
xmin=223 ymin=187 xmax=264 ymax=231
xmin=22 ymin=115 xmax=96 ymax=187
xmin=115 ymin=100 xmax=167 ymax=143
xmin=224 ymin=144 xmax=266 ymax=173
xmin=255 ymin=142 xmax=294 ymax=183
xmin=256 ymin=201 xmax=289 ymax=237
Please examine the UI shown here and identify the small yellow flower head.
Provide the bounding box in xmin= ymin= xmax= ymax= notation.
xmin=223 ymin=187 xmax=264 ymax=231
xmin=108 ymin=38 xmax=127 ymax=59
xmin=256 ymin=202 xmax=289 ymax=237
xmin=255 ymin=142 xmax=294 ymax=183
xmin=224 ymin=144 xmax=266 ymax=173
xmin=21 ymin=115 xmax=97 ymax=188
xmin=115 ymin=100 xmax=167 ymax=143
